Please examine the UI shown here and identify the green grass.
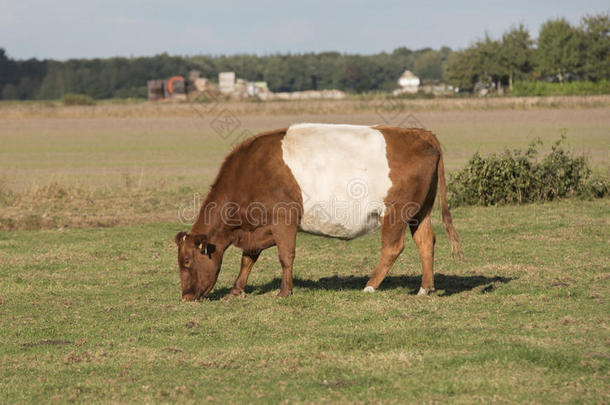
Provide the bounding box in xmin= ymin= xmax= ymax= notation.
xmin=1 ymin=102 xmax=609 ymax=401
xmin=513 ymin=80 xmax=610 ymax=96
xmin=1 ymin=199 xmax=608 ymax=403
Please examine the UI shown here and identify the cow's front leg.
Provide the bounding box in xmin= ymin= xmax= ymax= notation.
xmin=272 ymin=225 xmax=297 ymax=297
xmin=229 ymin=251 xmax=260 ymax=296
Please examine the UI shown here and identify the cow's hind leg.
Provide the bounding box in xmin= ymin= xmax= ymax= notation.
xmin=272 ymin=225 xmax=298 ymax=297
xmin=364 ymin=216 xmax=407 ymax=292
xmin=229 ymin=251 xmax=260 ymax=296
xmin=410 ymin=214 xmax=436 ymax=296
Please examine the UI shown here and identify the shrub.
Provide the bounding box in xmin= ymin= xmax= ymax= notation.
xmin=61 ymin=93 xmax=96 ymax=106
xmin=448 ymin=136 xmax=609 ymax=206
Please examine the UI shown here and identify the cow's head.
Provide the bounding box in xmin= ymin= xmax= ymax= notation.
xmin=174 ymin=231 xmax=219 ymax=301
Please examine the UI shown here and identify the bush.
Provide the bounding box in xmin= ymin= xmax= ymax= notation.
xmin=61 ymin=93 xmax=96 ymax=106
xmin=448 ymin=136 xmax=609 ymax=206
xmin=512 ymin=80 xmax=610 ymax=96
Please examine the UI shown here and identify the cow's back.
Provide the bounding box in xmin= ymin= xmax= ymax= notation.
xmin=281 ymin=123 xmax=393 ymax=239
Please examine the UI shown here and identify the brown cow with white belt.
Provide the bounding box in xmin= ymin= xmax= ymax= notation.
xmin=174 ymin=123 xmax=462 ymax=301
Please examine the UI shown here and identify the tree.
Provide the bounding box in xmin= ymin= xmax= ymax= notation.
xmin=444 ymin=35 xmax=505 ymax=92
xmin=0 ymin=48 xmax=17 ymax=91
xmin=473 ymin=35 xmax=504 ymax=88
xmin=444 ymin=47 xmax=479 ymax=91
xmin=536 ymin=18 xmax=583 ymax=83
xmin=1 ymin=84 xmax=18 ymax=99
xmin=580 ymin=13 xmax=610 ymax=81
xmin=413 ymin=50 xmax=444 ymax=81
xmin=339 ymin=56 xmax=374 ymax=93
xmin=500 ymin=25 xmax=534 ymax=90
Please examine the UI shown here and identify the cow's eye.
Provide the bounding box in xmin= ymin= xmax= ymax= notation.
xmin=184 ymin=257 xmax=192 ymax=267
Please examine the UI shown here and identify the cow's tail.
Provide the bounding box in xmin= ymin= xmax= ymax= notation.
xmin=437 ymin=151 xmax=464 ymax=261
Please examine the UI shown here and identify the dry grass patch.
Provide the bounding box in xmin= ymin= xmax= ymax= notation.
xmin=1 ymin=95 xmax=609 ymax=119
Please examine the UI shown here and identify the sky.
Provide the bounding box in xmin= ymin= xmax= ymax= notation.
xmin=1 ymin=0 xmax=608 ymax=60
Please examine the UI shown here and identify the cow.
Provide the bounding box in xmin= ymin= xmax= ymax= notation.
xmin=174 ymin=123 xmax=462 ymax=301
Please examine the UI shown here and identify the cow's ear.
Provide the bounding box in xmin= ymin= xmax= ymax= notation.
xmin=205 ymin=243 xmax=216 ymax=258
xmin=174 ymin=232 xmax=187 ymax=246
xmin=192 ymin=234 xmax=207 ymax=250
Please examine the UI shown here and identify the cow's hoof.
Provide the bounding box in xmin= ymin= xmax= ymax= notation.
xmin=417 ymin=287 xmax=435 ymax=296
xmin=229 ymin=288 xmax=246 ymax=297
xmin=277 ymin=290 xmax=292 ymax=298
xmin=363 ymin=286 xmax=375 ymax=293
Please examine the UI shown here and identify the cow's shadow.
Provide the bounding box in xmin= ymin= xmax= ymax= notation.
xmin=208 ymin=273 xmax=514 ymax=300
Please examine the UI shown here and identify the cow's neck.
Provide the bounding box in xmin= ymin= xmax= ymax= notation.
xmin=189 ymin=191 xmax=231 ymax=243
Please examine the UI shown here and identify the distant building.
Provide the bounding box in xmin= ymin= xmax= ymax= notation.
xmin=147 ymin=76 xmax=186 ymax=101
xmin=219 ymin=72 xmax=236 ymax=94
xmin=393 ymin=70 xmax=420 ymax=95
xmin=147 ymin=80 xmax=165 ymax=101
xmin=147 ymin=70 xmax=344 ymax=102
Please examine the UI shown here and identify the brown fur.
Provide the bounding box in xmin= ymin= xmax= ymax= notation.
xmin=375 ymin=126 xmax=463 ymax=261
xmin=174 ymin=125 xmax=462 ymax=301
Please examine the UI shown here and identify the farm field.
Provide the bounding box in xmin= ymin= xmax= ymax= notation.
xmin=1 ymin=99 xmax=609 ymax=230
xmin=0 ymin=98 xmax=609 ymax=402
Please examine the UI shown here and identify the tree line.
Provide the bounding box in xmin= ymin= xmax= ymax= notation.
xmin=0 ymin=47 xmax=450 ymax=100
xmin=0 ymin=13 xmax=607 ymax=100
xmin=445 ymin=13 xmax=609 ymax=92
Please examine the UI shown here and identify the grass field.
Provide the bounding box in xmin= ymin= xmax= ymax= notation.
xmin=1 ymin=200 xmax=608 ymax=403
xmin=1 ymin=98 xmax=609 ymax=402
